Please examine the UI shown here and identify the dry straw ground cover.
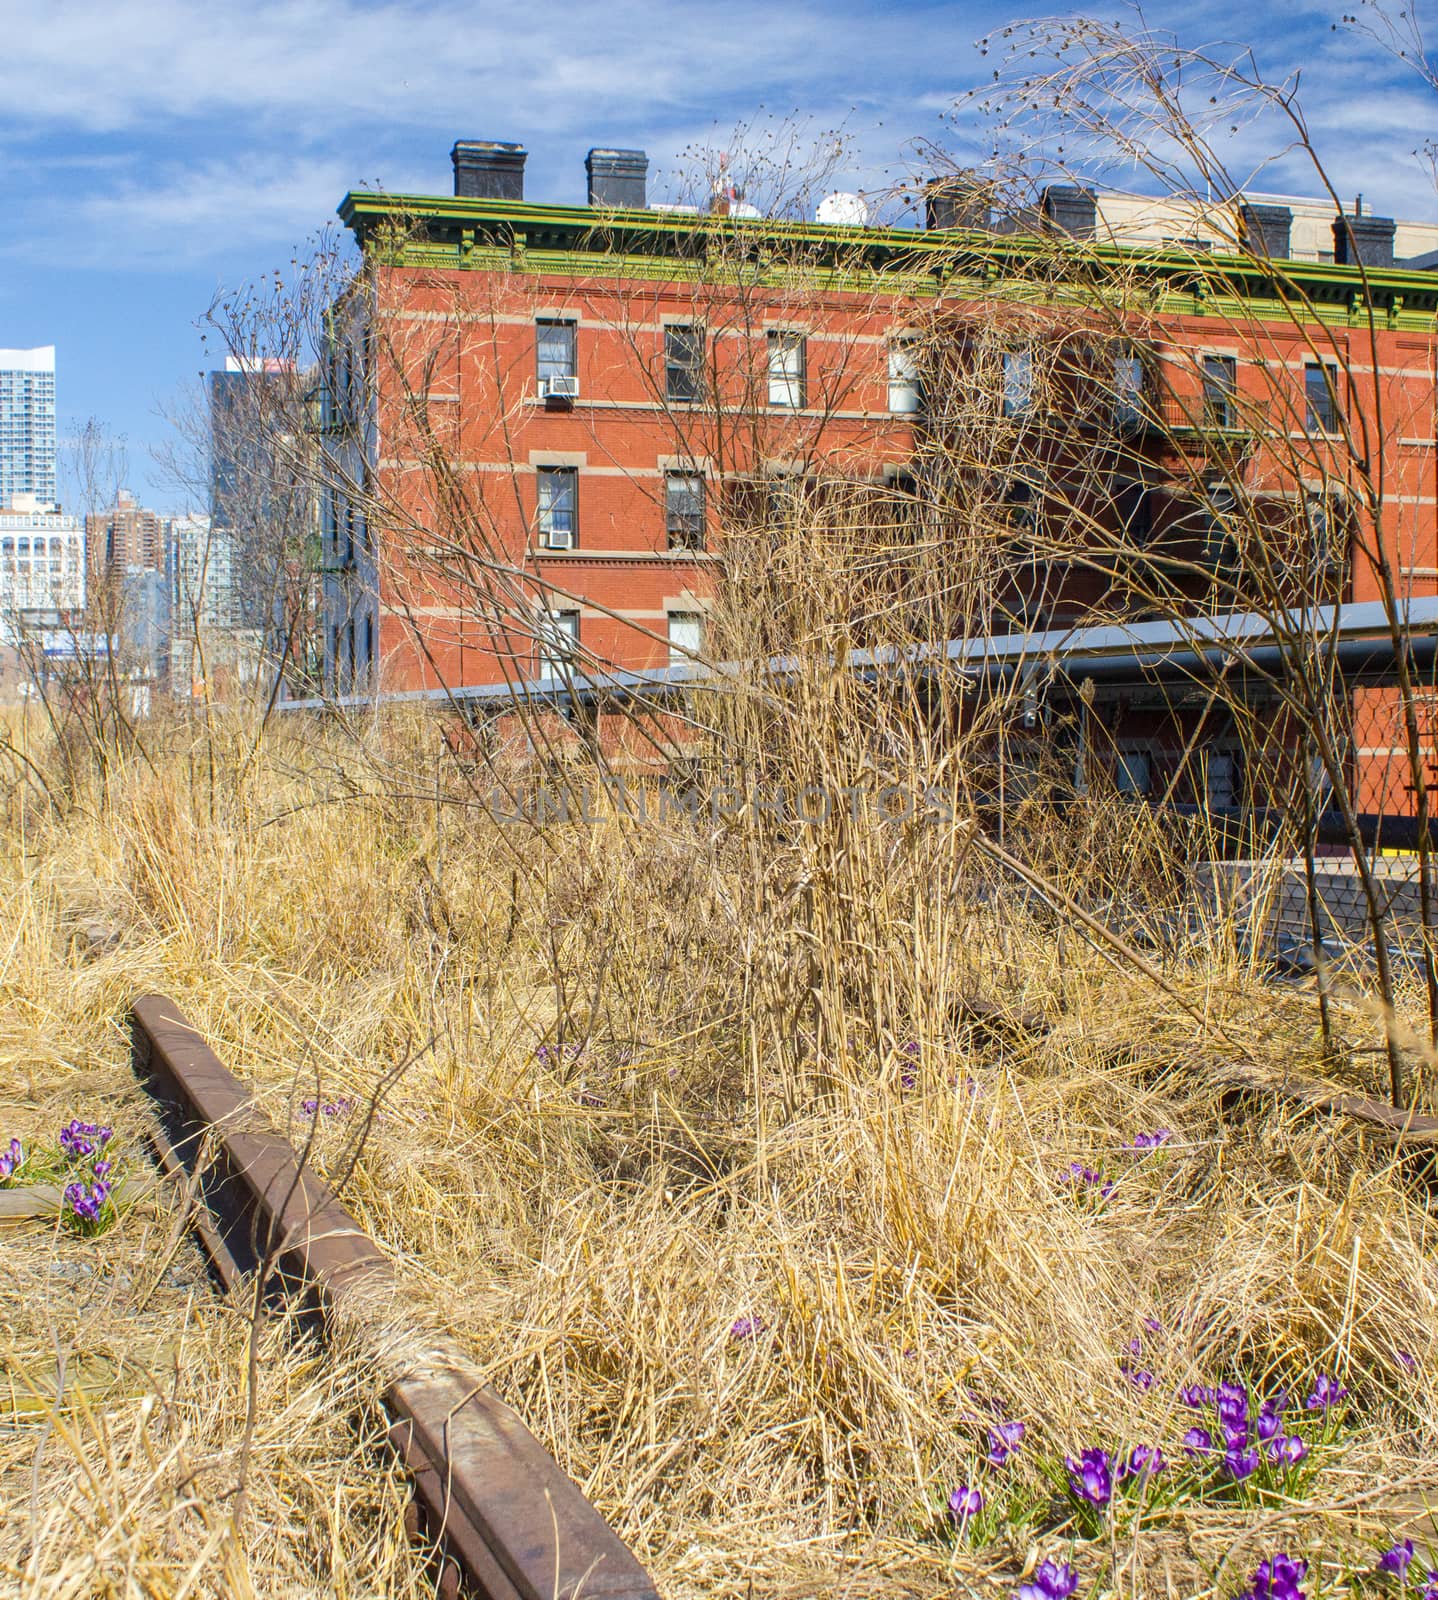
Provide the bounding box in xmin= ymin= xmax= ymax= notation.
xmin=1 ymin=708 xmax=1437 ymax=1599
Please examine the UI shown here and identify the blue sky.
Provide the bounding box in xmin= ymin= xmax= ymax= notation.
xmin=1 ymin=0 xmax=1433 ymax=514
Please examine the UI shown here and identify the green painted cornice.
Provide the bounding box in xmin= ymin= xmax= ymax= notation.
xmin=337 ymin=191 xmax=1438 ymax=329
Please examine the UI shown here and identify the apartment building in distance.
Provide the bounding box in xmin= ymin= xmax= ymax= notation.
xmin=86 ymin=488 xmax=166 ymax=576
xmin=0 ymin=347 xmax=57 ymax=507
xmin=322 ymin=143 xmax=1438 ymax=801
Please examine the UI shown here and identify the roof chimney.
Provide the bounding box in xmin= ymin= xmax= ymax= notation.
xmin=1041 ymin=184 xmax=1097 ymax=240
xmin=924 ymin=175 xmax=991 ymax=231
xmin=451 ymin=140 xmax=527 ymax=201
xmin=1238 ymin=201 xmax=1292 ymax=260
xmin=1333 ymin=211 xmax=1396 ymax=268
xmin=586 ymin=148 xmax=647 ymax=209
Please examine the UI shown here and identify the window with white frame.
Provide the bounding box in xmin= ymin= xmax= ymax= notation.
xmin=536 ymin=467 xmax=578 ymax=549
xmin=667 ymin=611 xmax=704 ymax=665
xmin=665 ymin=325 xmax=704 ymax=404
xmin=537 ymin=609 xmax=579 ymax=676
xmin=1002 ymin=348 xmax=1033 ymax=417
xmin=1113 ymin=350 xmax=1145 ymax=428
xmin=888 ymin=339 xmax=922 ymax=414
xmin=665 ymin=472 xmax=706 ymax=550
xmin=536 ymin=320 xmax=577 ymax=384
xmin=1305 ymin=362 xmax=1340 ymax=435
xmin=767 ymin=331 xmax=806 ymax=408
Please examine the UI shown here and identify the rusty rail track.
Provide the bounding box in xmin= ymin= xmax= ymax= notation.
xmin=130 ymin=993 xmax=660 ymax=1600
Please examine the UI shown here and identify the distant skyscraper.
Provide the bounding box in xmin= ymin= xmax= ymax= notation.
xmin=0 ymin=347 xmax=57 ymax=507
xmin=86 ymin=489 xmax=165 ymax=575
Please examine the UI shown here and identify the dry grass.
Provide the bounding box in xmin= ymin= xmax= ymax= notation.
xmin=2 ymin=703 xmax=1438 ymax=1599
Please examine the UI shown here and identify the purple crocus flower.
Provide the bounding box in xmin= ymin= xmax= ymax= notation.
xmin=1182 ymin=1426 xmax=1214 ymax=1458
xmin=986 ymin=1419 xmax=1025 ymax=1467
xmin=1143 ymin=1316 xmax=1163 ymax=1336
xmin=948 ymin=1485 xmax=982 ymax=1521
xmin=1121 ymin=1364 xmax=1154 ymax=1390
xmin=63 ymin=1177 xmax=112 ymax=1226
xmin=1241 ymin=1553 xmax=1307 ymax=1600
xmin=1256 ymin=1400 xmax=1283 ymax=1442
xmin=0 ymin=1137 xmax=22 ymax=1180
xmin=1224 ymin=1446 xmax=1261 ymax=1481
xmin=1066 ymin=1447 xmax=1113 ymax=1507
xmin=60 ymin=1119 xmax=100 ymax=1158
xmin=1267 ymin=1434 xmax=1309 ymax=1466
xmin=901 ymin=1040 xmax=921 ymax=1056
xmin=1217 ymin=1383 xmax=1249 ymax=1436
xmin=899 ymin=1069 xmax=917 ymax=1090
xmin=92 ymin=1159 xmax=112 ymax=1181
xmin=1180 ymin=1384 xmax=1215 ymax=1408
xmin=1397 ymin=1350 xmax=1418 ymax=1373
xmin=1132 ymin=1129 xmax=1172 ymax=1149
xmin=1378 ymin=1540 xmax=1415 ymax=1578
xmin=1014 ymin=1558 xmax=1079 ymax=1600
xmin=729 ymin=1315 xmax=764 ymax=1341
xmin=1423 ymin=1572 xmax=1438 ymax=1600
xmin=1120 ymin=1445 xmax=1166 ymax=1479
xmin=1306 ymin=1373 xmax=1347 ymax=1411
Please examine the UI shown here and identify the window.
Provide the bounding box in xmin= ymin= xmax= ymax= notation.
xmin=665 ymin=325 xmax=704 ymax=404
xmin=1202 ymin=484 xmax=1238 ymax=566
xmin=665 ymin=472 xmax=706 ymax=550
xmin=767 ymin=331 xmax=806 ymax=408
xmin=536 ymin=320 xmax=577 ymax=384
xmin=667 ymin=611 xmax=704 ymax=665
xmin=537 ymin=609 xmax=579 ymax=676
xmin=1205 ymin=751 xmax=1237 ymax=809
xmin=1304 ymin=491 xmax=1347 ymax=575
xmin=1114 ymin=480 xmax=1153 ymax=544
xmin=1305 ymin=362 xmax=1339 ymax=434
xmin=1115 ymin=751 xmax=1152 ymax=796
xmin=536 ymin=467 xmax=578 ymax=549
xmin=1113 ymin=351 xmax=1145 ymax=428
xmin=1202 ymin=356 xmax=1237 ymax=429
xmin=1002 ymin=348 xmax=1032 ymax=417
xmin=888 ymin=340 xmax=922 ymax=414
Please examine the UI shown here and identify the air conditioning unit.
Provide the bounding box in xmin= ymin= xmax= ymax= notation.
xmin=540 ymin=375 xmax=580 ymax=400
xmin=540 ymin=527 xmax=574 ymax=551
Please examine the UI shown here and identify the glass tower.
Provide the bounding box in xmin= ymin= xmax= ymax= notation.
xmin=0 ymin=347 xmax=57 ymax=506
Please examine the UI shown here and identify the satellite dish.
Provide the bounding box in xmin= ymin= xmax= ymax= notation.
xmin=816 ymin=191 xmax=869 ymax=226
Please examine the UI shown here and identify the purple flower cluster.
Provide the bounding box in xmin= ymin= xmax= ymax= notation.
xmin=63 ymin=1178 xmax=112 ymax=1226
xmin=1066 ymin=1447 xmax=1115 ymax=1506
xmin=299 ymin=1096 xmax=353 ymax=1119
xmin=1058 ymin=1163 xmax=1115 ymax=1199
xmin=1306 ymin=1373 xmax=1347 ymax=1411
xmin=535 ymin=1042 xmax=584 ymax=1063
xmin=1015 ymin=1559 xmax=1079 ymax=1600
xmin=0 ymin=1136 xmax=23 ymax=1181
xmin=986 ymin=1418 xmax=1025 ymax=1467
xmin=729 ymin=1315 xmax=765 ymax=1341
xmin=1182 ymin=1381 xmax=1308 ymax=1478
xmin=59 ymin=1120 xmax=112 ymax=1160
xmin=1131 ymin=1129 xmax=1172 ymax=1150
xmin=1238 ymin=1553 xmax=1306 ymax=1600
xmin=1376 ymin=1539 xmax=1438 ymax=1598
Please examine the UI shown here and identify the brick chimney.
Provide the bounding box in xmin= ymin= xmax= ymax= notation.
xmin=1238 ymin=201 xmax=1292 ymax=260
xmin=924 ymin=175 xmax=991 ymax=231
xmin=1041 ymin=184 xmax=1097 ymax=239
xmin=1333 ymin=209 xmax=1396 ymax=268
xmin=451 ymin=140 xmax=527 ymax=201
xmin=586 ymin=148 xmax=648 ymax=208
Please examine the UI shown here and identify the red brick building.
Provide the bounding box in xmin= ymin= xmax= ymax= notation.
xmin=323 ymin=143 xmax=1438 ymax=803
